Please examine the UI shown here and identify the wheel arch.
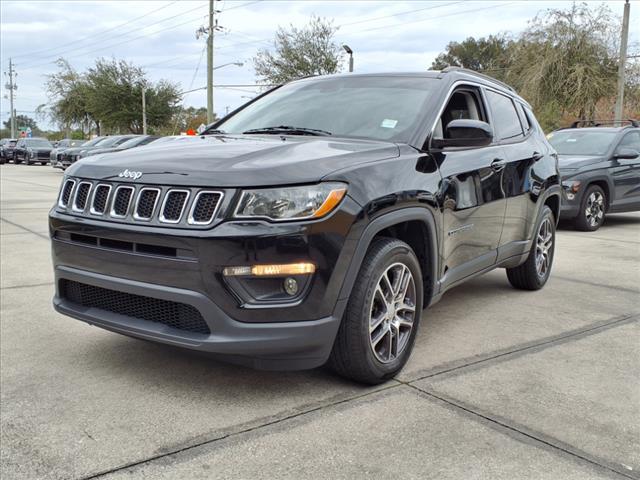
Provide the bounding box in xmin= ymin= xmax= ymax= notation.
xmin=338 ymin=208 xmax=439 ymax=308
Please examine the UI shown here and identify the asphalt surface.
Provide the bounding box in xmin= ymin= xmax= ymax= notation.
xmin=1 ymin=163 xmax=639 ymax=480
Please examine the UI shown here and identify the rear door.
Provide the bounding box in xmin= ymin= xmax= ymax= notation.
xmin=433 ymin=85 xmax=507 ymax=287
xmin=610 ymin=130 xmax=640 ymax=212
xmin=483 ymin=90 xmax=541 ymax=253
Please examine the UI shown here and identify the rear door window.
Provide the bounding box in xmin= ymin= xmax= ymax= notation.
xmin=485 ymin=90 xmax=523 ymax=141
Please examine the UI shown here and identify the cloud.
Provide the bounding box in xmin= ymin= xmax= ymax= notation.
xmin=1 ymin=0 xmax=636 ymax=130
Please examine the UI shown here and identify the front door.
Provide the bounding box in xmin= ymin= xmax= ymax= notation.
xmin=433 ymin=86 xmax=507 ymax=287
xmin=610 ymin=130 xmax=640 ymax=212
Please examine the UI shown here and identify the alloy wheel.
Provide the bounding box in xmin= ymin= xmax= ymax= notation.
xmin=585 ymin=191 xmax=604 ymax=228
xmin=369 ymin=262 xmax=416 ymax=363
xmin=535 ymin=218 xmax=553 ymax=279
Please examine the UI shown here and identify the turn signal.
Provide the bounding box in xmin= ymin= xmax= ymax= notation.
xmin=223 ymin=263 xmax=316 ymax=277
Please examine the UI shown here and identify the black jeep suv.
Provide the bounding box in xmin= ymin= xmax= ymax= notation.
xmin=548 ymin=120 xmax=640 ymax=231
xmin=50 ymin=69 xmax=560 ymax=384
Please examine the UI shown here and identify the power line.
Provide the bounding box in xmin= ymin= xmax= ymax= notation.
xmin=337 ymin=1 xmax=463 ymax=27
xmin=19 ymin=13 xmax=208 ymax=71
xmin=17 ymin=4 xmax=208 ymax=69
xmin=10 ymin=1 xmax=179 ymax=60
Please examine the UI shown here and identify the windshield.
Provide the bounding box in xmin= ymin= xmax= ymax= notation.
xmin=26 ymin=139 xmax=52 ymax=147
xmin=217 ymin=76 xmax=437 ymax=142
xmin=548 ymin=130 xmax=617 ymax=155
xmin=95 ymin=136 xmax=130 ymax=148
xmin=117 ymin=136 xmax=158 ymax=149
xmin=83 ymin=137 xmax=106 ymax=147
xmin=69 ymin=140 xmax=85 ymax=147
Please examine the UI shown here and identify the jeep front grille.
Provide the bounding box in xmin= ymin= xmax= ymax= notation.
xmin=55 ymin=178 xmax=223 ymax=228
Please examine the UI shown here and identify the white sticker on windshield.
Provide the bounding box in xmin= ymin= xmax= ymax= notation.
xmin=566 ymin=138 xmax=577 ymax=142
xmin=381 ymin=119 xmax=398 ymax=129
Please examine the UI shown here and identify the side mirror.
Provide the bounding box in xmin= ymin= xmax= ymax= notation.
xmin=432 ymin=119 xmax=493 ymax=149
xmin=614 ymin=147 xmax=639 ymax=160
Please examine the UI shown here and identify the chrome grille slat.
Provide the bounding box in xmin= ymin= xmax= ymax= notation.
xmin=159 ymin=190 xmax=190 ymax=223
xmin=90 ymin=184 xmax=112 ymax=215
xmin=110 ymin=186 xmax=135 ymax=218
xmin=133 ymin=188 xmax=161 ymax=221
xmin=188 ymin=191 xmax=223 ymax=225
xmin=72 ymin=182 xmax=92 ymax=212
xmin=58 ymin=179 xmax=76 ymax=208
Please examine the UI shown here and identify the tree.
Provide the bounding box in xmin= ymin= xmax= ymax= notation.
xmin=506 ymin=3 xmax=619 ymax=129
xmin=44 ymin=57 xmax=181 ymax=135
xmin=431 ymin=35 xmax=514 ymax=81
xmin=3 ymin=115 xmax=39 ymax=132
xmin=84 ymin=58 xmax=180 ymax=134
xmin=253 ymin=16 xmax=343 ymax=85
xmin=44 ymin=59 xmax=96 ymax=135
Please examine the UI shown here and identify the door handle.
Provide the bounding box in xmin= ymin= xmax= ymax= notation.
xmin=532 ymin=151 xmax=543 ymax=161
xmin=491 ymin=158 xmax=506 ymax=171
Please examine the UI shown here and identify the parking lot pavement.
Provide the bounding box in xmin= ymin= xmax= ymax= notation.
xmin=1 ymin=164 xmax=638 ymax=480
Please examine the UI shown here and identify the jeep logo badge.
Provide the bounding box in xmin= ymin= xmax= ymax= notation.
xmin=118 ymin=169 xmax=143 ymax=180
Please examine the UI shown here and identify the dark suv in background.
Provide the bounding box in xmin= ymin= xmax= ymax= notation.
xmin=50 ymin=69 xmax=560 ymax=383
xmin=548 ymin=120 xmax=640 ymax=231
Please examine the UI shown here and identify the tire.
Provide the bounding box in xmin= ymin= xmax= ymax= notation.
xmin=574 ymin=184 xmax=606 ymax=231
xmin=329 ymin=237 xmax=423 ymax=384
xmin=506 ymin=205 xmax=555 ymax=290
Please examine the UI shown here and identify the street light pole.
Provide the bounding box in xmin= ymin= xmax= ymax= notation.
xmin=614 ymin=0 xmax=630 ymax=122
xmin=343 ymin=45 xmax=354 ymax=73
xmin=207 ymin=0 xmax=215 ymax=123
xmin=141 ymin=87 xmax=147 ymax=135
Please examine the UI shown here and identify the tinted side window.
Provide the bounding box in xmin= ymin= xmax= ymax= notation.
xmin=515 ymin=103 xmax=531 ymax=133
xmin=619 ymin=131 xmax=640 ymax=149
xmin=486 ymin=90 xmax=523 ymax=141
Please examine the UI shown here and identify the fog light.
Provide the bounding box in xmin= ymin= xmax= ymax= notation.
xmin=283 ymin=277 xmax=298 ymax=296
xmin=566 ymin=193 xmax=575 ymax=200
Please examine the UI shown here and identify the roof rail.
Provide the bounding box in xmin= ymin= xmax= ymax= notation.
xmin=569 ymin=119 xmax=639 ymax=128
xmin=441 ymin=66 xmax=515 ymax=92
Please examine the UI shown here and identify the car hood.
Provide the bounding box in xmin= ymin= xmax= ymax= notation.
xmin=557 ymin=154 xmax=605 ymax=172
xmin=67 ymin=135 xmax=400 ymax=187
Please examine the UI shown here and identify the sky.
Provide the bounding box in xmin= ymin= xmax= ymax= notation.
xmin=1 ymin=0 xmax=638 ymax=131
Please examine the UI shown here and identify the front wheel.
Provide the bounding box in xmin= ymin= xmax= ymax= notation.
xmin=329 ymin=238 xmax=423 ymax=384
xmin=574 ymin=185 xmax=606 ymax=231
xmin=506 ymin=205 xmax=555 ymax=290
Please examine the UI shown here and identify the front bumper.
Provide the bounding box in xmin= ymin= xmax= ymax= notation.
xmin=560 ymin=179 xmax=582 ymax=219
xmin=50 ymin=196 xmax=362 ymax=369
xmin=54 ymin=266 xmax=345 ymax=370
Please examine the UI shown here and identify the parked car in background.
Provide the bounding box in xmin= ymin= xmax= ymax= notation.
xmin=50 ymin=139 xmax=86 ymax=165
xmin=548 ymin=119 xmax=640 ymax=231
xmin=14 ymin=137 xmax=54 ymax=165
xmin=56 ymin=135 xmax=137 ymax=169
xmin=84 ymin=135 xmax=160 ymax=157
xmin=0 ymin=138 xmax=10 ymax=164
xmin=1 ymin=138 xmax=18 ymax=163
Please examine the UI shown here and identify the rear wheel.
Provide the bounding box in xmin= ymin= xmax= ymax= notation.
xmin=506 ymin=205 xmax=555 ymax=290
xmin=329 ymin=238 xmax=423 ymax=384
xmin=574 ymin=185 xmax=606 ymax=231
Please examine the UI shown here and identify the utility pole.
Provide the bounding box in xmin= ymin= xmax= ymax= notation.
xmin=614 ymin=0 xmax=630 ymax=122
xmin=142 ymin=87 xmax=147 ymax=135
xmin=4 ymin=58 xmax=17 ymax=138
xmin=207 ymin=0 xmax=215 ymax=123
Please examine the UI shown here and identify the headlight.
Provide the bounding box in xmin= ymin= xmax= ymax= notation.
xmin=234 ymin=183 xmax=347 ymax=221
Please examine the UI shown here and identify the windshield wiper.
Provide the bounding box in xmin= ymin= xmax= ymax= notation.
xmin=201 ymin=128 xmax=226 ymax=135
xmin=242 ymin=125 xmax=332 ymax=136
